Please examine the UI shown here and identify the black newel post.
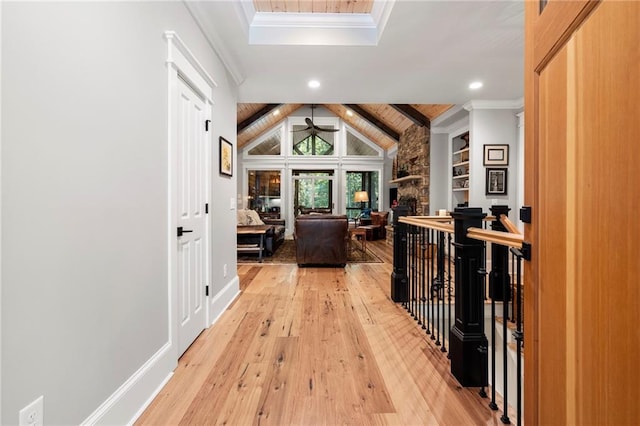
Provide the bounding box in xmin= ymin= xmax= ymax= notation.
xmin=489 ymin=205 xmax=511 ymax=302
xmin=449 ymin=207 xmax=488 ymax=387
xmin=391 ymin=205 xmax=410 ymax=302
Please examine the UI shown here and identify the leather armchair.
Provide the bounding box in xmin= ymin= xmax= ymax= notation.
xmin=294 ymin=215 xmax=349 ymax=266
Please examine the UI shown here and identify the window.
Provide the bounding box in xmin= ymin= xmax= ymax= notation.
xmin=248 ymin=133 xmax=281 ymax=156
xmin=293 ymin=170 xmax=334 ymax=215
xmin=247 ymin=170 xmax=281 ymax=214
xmin=292 ymin=127 xmax=335 ymax=156
xmin=346 ymin=171 xmax=379 ymax=219
xmin=346 ymin=130 xmax=378 ymax=156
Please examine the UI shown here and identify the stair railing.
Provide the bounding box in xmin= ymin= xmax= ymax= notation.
xmin=391 ymin=207 xmax=525 ymax=426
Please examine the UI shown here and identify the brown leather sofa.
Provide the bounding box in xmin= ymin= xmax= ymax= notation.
xmin=294 ymin=215 xmax=349 ymax=266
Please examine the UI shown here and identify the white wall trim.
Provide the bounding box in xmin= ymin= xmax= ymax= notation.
xmin=208 ymin=276 xmax=241 ymax=326
xmin=184 ymin=3 xmax=245 ymax=85
xmin=164 ymin=31 xmax=218 ymax=94
xmin=463 ymin=98 xmax=524 ymax=111
xmin=80 ymin=343 xmax=175 ymax=425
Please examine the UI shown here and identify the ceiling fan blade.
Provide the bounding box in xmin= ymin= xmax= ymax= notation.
xmin=305 ymin=117 xmax=314 ymax=127
xmin=292 ymin=126 xmax=313 ymax=133
xmin=314 ymin=126 xmax=340 ymax=133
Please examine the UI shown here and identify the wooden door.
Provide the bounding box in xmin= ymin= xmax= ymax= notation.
xmin=525 ymin=1 xmax=640 ymax=423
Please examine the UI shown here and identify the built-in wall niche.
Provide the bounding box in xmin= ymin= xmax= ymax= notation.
xmin=452 ymin=131 xmax=470 ymax=207
xmin=248 ymin=170 xmax=281 ymax=217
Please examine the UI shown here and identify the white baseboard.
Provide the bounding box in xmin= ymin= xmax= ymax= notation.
xmin=81 ymin=276 xmax=239 ymax=425
xmin=80 ymin=342 xmax=176 ymax=426
xmin=209 ymin=275 xmax=240 ymax=326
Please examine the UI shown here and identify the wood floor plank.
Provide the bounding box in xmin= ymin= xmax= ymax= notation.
xmin=137 ymin=241 xmax=512 ymax=425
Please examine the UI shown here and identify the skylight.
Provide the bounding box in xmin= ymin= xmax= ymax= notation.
xmin=235 ymin=0 xmax=395 ymax=46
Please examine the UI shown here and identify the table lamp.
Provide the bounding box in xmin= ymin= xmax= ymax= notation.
xmin=354 ymin=191 xmax=369 ymax=217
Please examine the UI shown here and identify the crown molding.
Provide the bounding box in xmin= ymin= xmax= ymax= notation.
xmin=463 ymin=98 xmax=524 ymax=111
xmin=184 ymin=2 xmax=245 ymax=86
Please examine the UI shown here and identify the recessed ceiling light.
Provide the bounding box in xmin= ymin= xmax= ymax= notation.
xmin=469 ymin=81 xmax=483 ymax=90
xmin=346 ymin=110 xmax=353 ymax=117
xmin=273 ymin=109 xmax=280 ymax=116
xmin=308 ymin=80 xmax=320 ymax=89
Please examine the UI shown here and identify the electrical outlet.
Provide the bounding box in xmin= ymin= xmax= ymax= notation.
xmin=19 ymin=396 xmax=43 ymax=426
xmin=223 ymin=264 xmax=228 ymax=277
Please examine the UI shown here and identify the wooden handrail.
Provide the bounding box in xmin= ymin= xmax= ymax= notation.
xmin=407 ymin=215 xmax=452 ymax=221
xmin=466 ymin=227 xmax=523 ymax=249
xmin=499 ymin=214 xmax=522 ymax=235
xmin=399 ymin=217 xmax=454 ymax=234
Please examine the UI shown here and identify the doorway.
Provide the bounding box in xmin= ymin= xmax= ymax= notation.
xmin=292 ymin=170 xmax=334 ymax=216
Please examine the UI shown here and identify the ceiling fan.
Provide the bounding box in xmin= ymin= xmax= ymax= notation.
xmin=292 ymin=104 xmax=340 ymax=135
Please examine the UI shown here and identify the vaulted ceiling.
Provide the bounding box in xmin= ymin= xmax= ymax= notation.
xmin=237 ymin=103 xmax=453 ymax=150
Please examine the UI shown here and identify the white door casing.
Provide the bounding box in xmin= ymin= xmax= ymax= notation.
xmin=176 ymin=77 xmax=207 ymax=355
xmin=166 ymin=31 xmax=216 ymax=361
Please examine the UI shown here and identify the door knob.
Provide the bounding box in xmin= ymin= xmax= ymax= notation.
xmin=177 ymin=226 xmax=193 ymax=237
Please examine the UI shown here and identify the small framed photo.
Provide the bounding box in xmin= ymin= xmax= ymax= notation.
xmin=486 ymin=168 xmax=508 ymax=195
xmin=483 ymin=144 xmax=509 ymax=166
xmin=219 ymin=136 xmax=233 ymax=177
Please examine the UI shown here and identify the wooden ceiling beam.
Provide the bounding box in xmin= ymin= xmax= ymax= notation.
xmin=343 ymin=104 xmax=400 ymax=141
xmin=391 ymin=104 xmax=431 ymax=128
xmin=237 ymin=103 xmax=281 ymax=133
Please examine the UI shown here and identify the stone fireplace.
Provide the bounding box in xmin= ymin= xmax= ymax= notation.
xmin=394 ymin=124 xmax=430 ymax=215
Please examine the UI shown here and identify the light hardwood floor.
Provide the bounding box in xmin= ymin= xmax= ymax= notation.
xmin=137 ymin=241 xmax=509 ymax=425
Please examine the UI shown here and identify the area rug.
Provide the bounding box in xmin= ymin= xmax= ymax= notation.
xmin=237 ymin=239 xmax=382 ymax=264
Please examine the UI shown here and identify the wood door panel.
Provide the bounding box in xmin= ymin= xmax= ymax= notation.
xmin=528 ymin=0 xmax=640 ymax=423
xmin=571 ymin=2 xmax=640 ymax=423
xmin=537 ymin=46 xmax=568 ymax=425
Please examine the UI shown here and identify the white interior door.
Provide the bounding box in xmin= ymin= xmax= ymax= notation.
xmin=176 ymin=76 xmax=207 ymax=356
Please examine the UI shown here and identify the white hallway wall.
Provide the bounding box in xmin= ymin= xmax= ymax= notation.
xmin=1 ymin=2 xmax=237 ymax=424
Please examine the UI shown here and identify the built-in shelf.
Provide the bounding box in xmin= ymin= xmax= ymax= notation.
xmin=389 ymin=174 xmax=422 ymax=184
xmin=451 ymin=130 xmax=470 ymax=207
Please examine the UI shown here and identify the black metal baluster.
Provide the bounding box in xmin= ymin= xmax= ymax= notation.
xmin=425 ymin=229 xmax=431 ymax=336
xmin=434 ymin=230 xmax=442 ymax=347
xmin=430 ymin=229 xmax=436 ymax=341
xmin=419 ymin=228 xmax=426 ymax=329
xmin=513 ymin=251 xmax=523 ymax=426
xmin=439 ymin=230 xmax=446 ymax=352
xmin=501 ymin=242 xmax=511 ymax=425
xmin=489 ymin=243 xmax=498 ymax=409
xmin=407 ymin=225 xmax=416 ymax=318
xmin=447 ymin=232 xmax=453 ymax=359
xmin=416 ymin=228 xmax=424 ymax=328
xmin=478 ymin=241 xmax=488 ymax=399
xmin=412 ymin=225 xmax=418 ymax=319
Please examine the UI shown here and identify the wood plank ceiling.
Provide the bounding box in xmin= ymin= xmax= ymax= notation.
xmin=253 ymin=0 xmax=374 ymax=13
xmin=240 ymin=2 xmax=453 ymax=151
xmin=237 ymin=103 xmax=453 ymax=150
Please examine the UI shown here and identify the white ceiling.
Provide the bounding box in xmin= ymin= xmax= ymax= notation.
xmin=186 ymin=0 xmax=524 ymax=105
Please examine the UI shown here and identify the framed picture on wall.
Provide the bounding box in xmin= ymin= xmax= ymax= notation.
xmin=219 ymin=136 xmax=233 ymax=177
xmin=483 ymin=144 xmax=509 ymax=166
xmin=486 ymin=168 xmax=508 ymax=195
